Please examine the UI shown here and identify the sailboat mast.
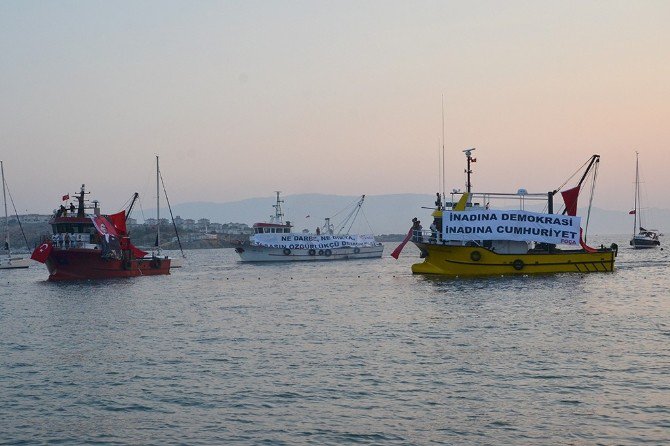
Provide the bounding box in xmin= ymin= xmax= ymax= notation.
xmin=633 ymin=152 xmax=639 ymax=235
xmin=1 ymin=161 xmax=9 ymax=255
xmin=156 ymin=155 xmax=160 ymax=254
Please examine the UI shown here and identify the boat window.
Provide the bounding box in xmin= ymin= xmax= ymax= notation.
xmin=284 ymin=228 xmax=290 ymax=233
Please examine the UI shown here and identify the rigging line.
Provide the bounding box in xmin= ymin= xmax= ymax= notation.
xmin=330 ymin=196 xmax=363 ymax=219
xmin=584 ymin=162 xmax=599 ymax=242
xmin=159 ymin=171 xmax=185 ymax=258
xmin=345 ymin=205 xmax=362 ymax=234
xmin=360 ymin=208 xmax=375 ymax=234
xmin=555 ymin=157 xmax=592 ymax=192
xmin=335 ymin=198 xmax=362 ymax=234
xmin=137 ymin=195 xmax=147 ymax=224
xmin=4 ymin=176 xmax=29 ymax=249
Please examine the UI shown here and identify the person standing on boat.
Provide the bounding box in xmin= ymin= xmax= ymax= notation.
xmin=412 ymin=218 xmax=422 ymax=242
xmin=316 ymin=227 xmax=321 ymax=235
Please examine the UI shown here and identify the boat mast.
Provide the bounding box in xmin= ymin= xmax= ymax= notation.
xmin=156 ymin=155 xmax=160 ymax=255
xmin=441 ymin=95 xmax=446 ymax=204
xmin=633 ymin=151 xmax=639 ymax=235
xmin=463 ymin=148 xmax=476 ymax=194
xmin=1 ymin=161 xmax=9 ymax=255
xmin=272 ymin=191 xmax=284 ymax=224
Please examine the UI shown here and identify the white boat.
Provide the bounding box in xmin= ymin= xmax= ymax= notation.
xmin=235 ymin=192 xmax=384 ymax=262
xmin=629 ymin=152 xmax=660 ymax=249
xmin=1 ymin=161 xmax=30 ymax=269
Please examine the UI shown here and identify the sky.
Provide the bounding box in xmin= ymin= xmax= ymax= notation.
xmin=1 ymin=0 xmax=669 ymax=214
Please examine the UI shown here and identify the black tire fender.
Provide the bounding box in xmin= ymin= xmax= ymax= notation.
xmin=470 ymin=250 xmax=481 ymax=262
xmin=283 ymin=248 xmax=291 ymax=256
xmin=512 ymin=259 xmax=524 ymax=270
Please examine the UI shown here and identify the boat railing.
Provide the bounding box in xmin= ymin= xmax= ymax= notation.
xmin=52 ymin=233 xmax=95 ymax=250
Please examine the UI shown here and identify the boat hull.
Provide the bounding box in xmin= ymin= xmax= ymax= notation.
xmin=45 ymin=249 xmax=171 ymax=281
xmin=630 ymin=237 xmax=660 ymax=249
xmin=0 ymin=257 xmax=30 ymax=269
xmin=235 ymin=245 xmax=384 ymax=262
xmin=411 ymin=242 xmax=615 ymax=276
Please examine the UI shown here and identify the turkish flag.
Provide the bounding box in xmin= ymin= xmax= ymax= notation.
xmin=109 ymin=210 xmax=127 ymax=235
xmin=31 ymin=241 xmax=53 ymax=263
xmin=629 ymin=210 xmax=636 ymax=215
xmin=62 ymin=194 xmax=69 ymax=201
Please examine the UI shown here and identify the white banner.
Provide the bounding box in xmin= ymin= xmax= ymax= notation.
xmin=251 ymin=233 xmax=377 ymax=249
xmin=441 ymin=210 xmax=581 ymax=245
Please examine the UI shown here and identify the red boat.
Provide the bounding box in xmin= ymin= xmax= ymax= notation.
xmin=32 ymin=185 xmax=171 ymax=281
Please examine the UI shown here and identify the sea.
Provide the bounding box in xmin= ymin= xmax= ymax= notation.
xmin=1 ymin=237 xmax=669 ymax=445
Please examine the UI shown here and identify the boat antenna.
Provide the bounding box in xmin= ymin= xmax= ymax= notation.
xmin=271 ymin=191 xmax=284 ymax=224
xmin=463 ymin=148 xmax=476 ymax=194
xmin=441 ymin=94 xmax=446 ymax=204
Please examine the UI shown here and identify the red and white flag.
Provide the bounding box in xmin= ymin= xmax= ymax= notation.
xmin=629 ymin=210 xmax=636 ymax=215
xmin=62 ymin=194 xmax=69 ymax=201
xmin=31 ymin=241 xmax=53 ymax=263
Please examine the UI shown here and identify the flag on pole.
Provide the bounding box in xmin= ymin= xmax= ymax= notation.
xmin=629 ymin=210 xmax=636 ymax=215
xmin=62 ymin=194 xmax=69 ymax=201
xmin=31 ymin=241 xmax=53 ymax=263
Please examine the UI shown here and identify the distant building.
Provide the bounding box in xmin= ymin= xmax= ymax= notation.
xmin=174 ymin=215 xmax=184 ymax=228
xmin=196 ymin=218 xmax=210 ymax=231
xmin=19 ymin=214 xmax=51 ymax=224
xmin=208 ymin=222 xmax=223 ymax=233
xmin=126 ymin=217 xmax=138 ymax=227
xmin=183 ymin=219 xmax=196 ymax=231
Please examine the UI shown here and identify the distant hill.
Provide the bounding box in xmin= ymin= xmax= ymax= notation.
xmin=144 ymin=193 xmax=669 ymax=235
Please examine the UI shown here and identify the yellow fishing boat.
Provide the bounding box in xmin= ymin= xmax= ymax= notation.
xmin=395 ymin=151 xmax=618 ymax=276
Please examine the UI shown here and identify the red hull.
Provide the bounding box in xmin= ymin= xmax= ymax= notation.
xmin=45 ymin=248 xmax=171 ymax=281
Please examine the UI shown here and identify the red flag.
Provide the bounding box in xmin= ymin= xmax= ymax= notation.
xmin=391 ymin=228 xmax=413 ymax=259
xmin=129 ymin=242 xmax=148 ymax=259
xmin=471 ymin=158 xmax=477 ymax=162
xmin=62 ymin=194 xmax=69 ymax=201
xmin=561 ymin=186 xmax=580 ymax=216
xmin=629 ymin=210 xmax=636 ymax=215
xmin=31 ymin=241 xmax=53 ymax=263
xmin=579 ymin=228 xmax=598 ymax=253
xmin=109 ymin=210 xmax=127 ymax=235
xmin=120 ymin=237 xmax=148 ymax=258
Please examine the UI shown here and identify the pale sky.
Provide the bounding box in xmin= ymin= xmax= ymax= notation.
xmin=1 ymin=1 xmax=669 ymax=214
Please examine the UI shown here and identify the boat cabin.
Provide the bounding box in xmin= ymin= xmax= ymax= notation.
xmin=252 ymin=222 xmax=292 ymax=234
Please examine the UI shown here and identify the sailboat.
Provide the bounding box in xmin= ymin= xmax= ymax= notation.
xmin=153 ymin=155 xmax=184 ymax=267
xmin=630 ymin=152 xmax=660 ymax=249
xmin=0 ymin=161 xmax=30 ymax=269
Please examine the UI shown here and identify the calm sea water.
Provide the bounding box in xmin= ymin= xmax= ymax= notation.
xmin=1 ymin=237 xmax=669 ymax=445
